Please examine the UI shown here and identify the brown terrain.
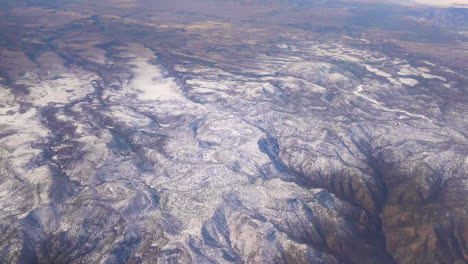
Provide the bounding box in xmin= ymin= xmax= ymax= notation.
xmin=0 ymin=0 xmax=467 ymax=263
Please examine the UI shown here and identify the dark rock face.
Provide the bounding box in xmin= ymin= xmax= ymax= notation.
xmin=0 ymin=0 xmax=467 ymax=263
